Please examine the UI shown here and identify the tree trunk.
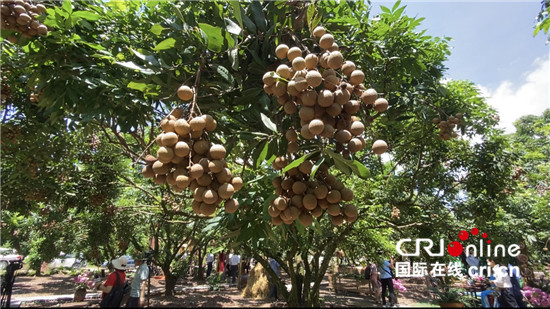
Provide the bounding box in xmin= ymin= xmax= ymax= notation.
xmin=162 ymin=265 xmax=177 ymax=296
xmin=196 ymin=248 xmax=205 ymax=280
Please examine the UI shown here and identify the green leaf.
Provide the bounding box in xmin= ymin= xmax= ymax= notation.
xmin=326 ymin=150 xmax=351 ymax=176
xmin=150 ymin=24 xmax=165 ymax=36
xmin=224 ymin=18 xmax=241 ymax=35
xmin=127 ymin=81 xmax=148 ymax=92
xmin=173 ymin=4 xmax=185 ymax=24
xmin=71 ymin=11 xmax=99 ymax=21
xmin=306 ymin=4 xmax=315 ymax=31
xmin=250 ymin=1 xmax=266 ymax=32
xmin=351 ymin=160 xmax=370 ymax=179
xmin=309 ymin=157 xmax=325 ymax=181
xmin=260 ymin=113 xmax=277 ymax=133
xmin=198 ymin=23 xmax=224 ymax=52
xmin=230 ymin=1 xmax=244 ymax=30
xmin=212 ymin=64 xmax=234 ymax=85
xmin=62 ymin=0 xmax=72 ymax=14
xmin=153 ymin=38 xmax=176 ymax=51
xmin=130 ymin=48 xmax=160 ymax=67
xmin=115 ymin=61 xmax=154 ymax=75
xmin=80 ymin=41 xmax=105 ymax=50
xmin=255 ymin=140 xmax=269 ymax=168
xmin=281 ymin=151 xmax=319 ymax=173
xmin=392 ymin=0 xmax=402 ymax=12
xmin=241 ymin=12 xmax=257 ymax=33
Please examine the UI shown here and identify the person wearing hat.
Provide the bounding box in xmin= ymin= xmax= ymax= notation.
xmin=96 ymin=256 xmax=128 ymax=298
xmin=126 ymin=253 xmax=149 ymax=308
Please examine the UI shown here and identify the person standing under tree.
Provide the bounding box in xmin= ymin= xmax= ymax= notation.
xmin=268 ymin=256 xmax=281 ymax=300
xmin=126 ymin=254 xmax=149 ymax=308
xmin=230 ymin=251 xmax=240 ymax=284
xmin=377 ymin=249 xmax=395 ymax=308
xmin=95 ymin=256 xmax=127 ymax=302
xmin=206 ymin=251 xmax=215 ymax=277
xmin=487 ymin=258 xmax=519 ymax=308
xmin=217 ymin=250 xmax=226 ymax=274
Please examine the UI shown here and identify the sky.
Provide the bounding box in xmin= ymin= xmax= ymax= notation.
xmin=370 ymin=0 xmax=550 ymax=133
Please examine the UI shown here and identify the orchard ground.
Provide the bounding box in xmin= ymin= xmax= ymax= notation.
xmin=9 ymin=270 xmax=438 ymax=308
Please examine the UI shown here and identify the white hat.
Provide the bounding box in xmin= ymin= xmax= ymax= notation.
xmin=111 ymin=256 xmax=128 ymax=270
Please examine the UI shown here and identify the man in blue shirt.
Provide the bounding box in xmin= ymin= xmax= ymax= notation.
xmin=268 ymin=256 xmax=281 ymax=300
xmin=378 ymin=249 xmax=395 ymax=308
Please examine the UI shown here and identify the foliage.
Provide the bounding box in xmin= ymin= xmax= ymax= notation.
xmin=429 ymin=277 xmax=472 ymax=305
xmin=534 ymin=0 xmax=550 ymax=44
xmin=1 ymin=0 xmax=547 ymax=307
xmin=206 ymin=272 xmax=223 ymax=291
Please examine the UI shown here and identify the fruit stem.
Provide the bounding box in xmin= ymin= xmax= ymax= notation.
xmin=190 ymin=56 xmax=206 ymax=119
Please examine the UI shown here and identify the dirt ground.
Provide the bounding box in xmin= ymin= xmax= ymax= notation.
xmin=8 ymin=272 xmax=435 ymax=308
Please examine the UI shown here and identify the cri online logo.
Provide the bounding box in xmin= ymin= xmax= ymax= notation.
xmin=396 ymin=227 xmax=521 ymax=258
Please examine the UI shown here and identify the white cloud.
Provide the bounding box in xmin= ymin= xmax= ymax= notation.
xmin=478 ymin=57 xmax=550 ymax=134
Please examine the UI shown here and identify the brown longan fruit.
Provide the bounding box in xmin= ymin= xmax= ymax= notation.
xmin=349 ymin=121 xmax=365 ymax=136
xmin=218 ymin=183 xmax=235 ymax=199
xmin=174 ymin=119 xmax=190 ymax=136
xmin=300 ymin=124 xmax=315 ymax=140
xmin=224 ymin=199 xmax=239 ymax=213
xmin=263 ymin=71 xmax=277 ymax=86
xmin=344 ymin=100 xmax=361 ymax=114
xmin=287 ymin=47 xmax=302 ymax=62
xmin=286 ymin=129 xmax=298 ymax=142
xmin=203 ymin=114 xmax=217 ymax=132
xmin=287 ymin=141 xmax=299 ymax=153
xmin=189 ymin=117 xmax=206 ymax=132
xmin=323 ymin=75 xmax=339 ymax=92
xmin=374 ymin=98 xmax=389 ymax=112
xmin=312 ymin=26 xmax=326 ymax=38
xmin=162 ymin=132 xmax=179 ymax=147
xmin=308 ymin=119 xmax=325 ymax=136
xmin=305 ymin=54 xmax=319 ymax=69
xmin=276 ymin=64 xmax=292 ymax=80
xmin=321 ymin=124 xmax=335 ymax=138
xmin=341 ymin=61 xmax=356 ymax=76
xmin=306 ymin=70 xmax=323 ymax=88
xmin=327 ymin=51 xmax=343 ymax=70
xmin=349 ymin=70 xmax=365 ymax=86
xmin=317 ymin=89 xmax=335 ymax=107
xmin=292 ymin=57 xmax=306 ymax=71
xmin=319 ymin=33 xmax=334 ymax=49
xmin=360 ymin=88 xmax=377 ymax=105
xmin=299 ymin=106 xmax=315 ymax=122
xmin=275 ymin=44 xmax=289 ymax=59
xmin=335 ymin=130 xmax=352 ymax=143
xmin=157 ymin=146 xmax=174 ymax=163
xmin=284 ymin=101 xmax=298 ymax=114
xmin=372 ymin=140 xmax=388 ymax=155
xmin=326 ymin=103 xmax=342 ymax=117
xmin=177 ymin=85 xmax=194 ymax=101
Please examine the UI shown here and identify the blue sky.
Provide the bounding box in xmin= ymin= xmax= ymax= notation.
xmin=370 ymin=0 xmax=550 ymax=133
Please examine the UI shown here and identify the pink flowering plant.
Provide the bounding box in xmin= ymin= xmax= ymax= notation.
xmin=73 ymin=271 xmax=95 ymax=290
xmin=393 ymin=279 xmax=407 ymax=294
xmin=522 ymin=286 xmax=550 ymax=308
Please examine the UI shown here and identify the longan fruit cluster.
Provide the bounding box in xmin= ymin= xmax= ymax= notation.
xmin=1 ymin=0 xmax=48 ymax=41
xmin=263 ymin=25 xmax=389 ymax=157
xmin=141 ymin=86 xmax=241 ymax=216
xmin=29 ymin=88 xmax=43 ymax=103
xmin=270 ymin=159 xmax=358 ymax=226
xmin=433 ymin=113 xmax=463 ymax=140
